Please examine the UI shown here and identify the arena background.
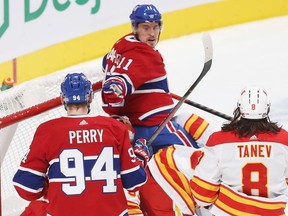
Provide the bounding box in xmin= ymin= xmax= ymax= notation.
xmin=0 ymin=0 xmax=287 ymax=84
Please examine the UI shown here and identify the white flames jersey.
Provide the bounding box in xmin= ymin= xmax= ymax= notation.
xmin=191 ymin=128 xmax=288 ymax=215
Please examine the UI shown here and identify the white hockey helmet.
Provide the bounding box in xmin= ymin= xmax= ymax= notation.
xmin=237 ymin=85 xmax=270 ymax=119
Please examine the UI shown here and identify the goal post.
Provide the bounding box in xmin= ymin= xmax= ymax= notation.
xmin=0 ymin=80 xmax=103 ymax=129
xmin=0 ymin=59 xmax=105 ymax=216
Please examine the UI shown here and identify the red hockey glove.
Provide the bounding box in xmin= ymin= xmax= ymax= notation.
xmin=133 ymin=138 xmax=152 ymax=168
xmin=102 ymin=77 xmax=126 ymax=104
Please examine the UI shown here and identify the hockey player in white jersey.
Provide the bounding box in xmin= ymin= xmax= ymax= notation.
xmin=190 ymin=85 xmax=288 ymax=215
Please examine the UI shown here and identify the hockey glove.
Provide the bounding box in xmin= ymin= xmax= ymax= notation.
xmin=133 ymin=138 xmax=152 ymax=168
xmin=102 ymin=77 xmax=126 ymax=104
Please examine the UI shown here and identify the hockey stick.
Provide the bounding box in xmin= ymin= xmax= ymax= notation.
xmin=146 ymin=33 xmax=213 ymax=146
xmin=171 ymin=93 xmax=232 ymax=121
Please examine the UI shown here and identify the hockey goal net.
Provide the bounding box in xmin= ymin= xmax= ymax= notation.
xmin=0 ymin=59 xmax=105 ymax=216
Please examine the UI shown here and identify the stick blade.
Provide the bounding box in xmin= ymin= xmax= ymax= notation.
xmin=202 ymin=33 xmax=213 ymax=63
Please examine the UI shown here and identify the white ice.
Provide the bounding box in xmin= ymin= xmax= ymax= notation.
xmin=158 ymin=15 xmax=288 ymax=130
xmin=158 ymin=15 xmax=288 ymax=214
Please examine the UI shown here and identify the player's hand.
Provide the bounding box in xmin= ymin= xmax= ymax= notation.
xmin=102 ymin=77 xmax=126 ymax=104
xmin=133 ymin=138 xmax=152 ymax=168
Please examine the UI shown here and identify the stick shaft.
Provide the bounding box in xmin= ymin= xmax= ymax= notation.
xmin=171 ymin=93 xmax=232 ymax=121
xmin=147 ymin=33 xmax=213 ymax=146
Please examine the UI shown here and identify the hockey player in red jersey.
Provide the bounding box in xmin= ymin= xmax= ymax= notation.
xmin=101 ymin=4 xmax=213 ymax=215
xmin=191 ymin=86 xmax=288 ymax=215
xmin=13 ymin=73 xmax=151 ymax=216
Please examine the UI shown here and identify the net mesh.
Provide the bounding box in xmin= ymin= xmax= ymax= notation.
xmin=0 ymin=59 xmax=105 ymax=216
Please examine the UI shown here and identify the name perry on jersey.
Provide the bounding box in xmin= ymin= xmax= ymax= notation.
xmin=237 ymin=144 xmax=272 ymax=158
xmin=69 ymin=129 xmax=103 ymax=144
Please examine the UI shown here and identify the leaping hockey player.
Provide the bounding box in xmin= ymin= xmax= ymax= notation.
xmin=101 ymin=4 xmax=214 ymax=216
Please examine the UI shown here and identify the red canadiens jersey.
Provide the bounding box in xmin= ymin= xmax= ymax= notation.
xmin=102 ymin=33 xmax=174 ymax=126
xmin=191 ymin=128 xmax=288 ymax=215
xmin=13 ymin=115 xmax=147 ymax=216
